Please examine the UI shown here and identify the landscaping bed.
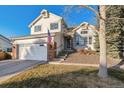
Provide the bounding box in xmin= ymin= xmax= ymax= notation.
xmin=62 ymin=51 xmax=119 ymax=67
xmin=0 ymin=64 xmax=124 ymax=88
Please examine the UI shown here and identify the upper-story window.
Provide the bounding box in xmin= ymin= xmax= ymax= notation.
xmin=81 ymin=31 xmax=88 ymax=34
xmin=50 ymin=23 xmax=58 ymax=30
xmin=34 ymin=25 xmax=41 ymax=32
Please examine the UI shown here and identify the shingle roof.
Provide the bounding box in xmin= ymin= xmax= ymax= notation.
xmin=28 ymin=9 xmax=62 ymax=28
xmin=0 ymin=34 xmax=11 ymax=43
xmin=11 ymin=32 xmax=57 ymax=41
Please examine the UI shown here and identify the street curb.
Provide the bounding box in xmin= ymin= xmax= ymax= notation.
xmin=49 ymin=62 xmax=99 ymax=67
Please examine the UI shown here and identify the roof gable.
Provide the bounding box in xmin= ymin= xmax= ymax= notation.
xmin=72 ymin=22 xmax=95 ymax=32
xmin=0 ymin=34 xmax=11 ymax=44
xmin=28 ymin=9 xmax=62 ymax=28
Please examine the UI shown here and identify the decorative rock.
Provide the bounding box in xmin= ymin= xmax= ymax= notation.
xmin=60 ymin=58 xmax=65 ymax=62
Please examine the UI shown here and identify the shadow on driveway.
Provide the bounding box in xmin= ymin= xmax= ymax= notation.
xmin=0 ymin=60 xmax=46 ymax=78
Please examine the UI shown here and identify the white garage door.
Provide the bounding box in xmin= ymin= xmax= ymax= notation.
xmin=19 ymin=44 xmax=47 ymax=61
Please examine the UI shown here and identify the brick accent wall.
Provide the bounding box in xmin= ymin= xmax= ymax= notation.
xmin=48 ymin=42 xmax=56 ymax=61
xmin=12 ymin=44 xmax=18 ymax=59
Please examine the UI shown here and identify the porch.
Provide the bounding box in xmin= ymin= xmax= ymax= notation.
xmin=64 ymin=36 xmax=73 ymax=51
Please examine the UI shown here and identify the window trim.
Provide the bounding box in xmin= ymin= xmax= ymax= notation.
xmin=50 ymin=22 xmax=59 ymax=30
xmin=34 ymin=25 xmax=41 ymax=32
xmin=79 ymin=36 xmax=88 ymax=46
xmin=7 ymin=48 xmax=12 ymax=52
xmin=80 ymin=30 xmax=88 ymax=34
xmin=75 ymin=34 xmax=88 ymax=46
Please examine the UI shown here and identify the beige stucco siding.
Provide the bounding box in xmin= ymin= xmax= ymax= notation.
xmin=31 ymin=13 xmax=62 ymax=35
xmin=54 ymin=32 xmax=64 ymax=55
xmin=13 ymin=33 xmax=63 ymax=56
xmin=13 ymin=10 xmax=66 ymax=59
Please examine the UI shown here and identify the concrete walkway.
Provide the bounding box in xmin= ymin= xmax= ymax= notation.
xmin=0 ymin=60 xmax=46 ymax=82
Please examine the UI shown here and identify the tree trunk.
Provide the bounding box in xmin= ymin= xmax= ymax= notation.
xmin=98 ymin=5 xmax=108 ymax=78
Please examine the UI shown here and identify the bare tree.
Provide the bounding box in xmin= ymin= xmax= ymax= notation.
xmin=98 ymin=6 xmax=107 ymax=77
xmin=82 ymin=5 xmax=108 ymax=78
xmin=64 ymin=5 xmax=108 ymax=78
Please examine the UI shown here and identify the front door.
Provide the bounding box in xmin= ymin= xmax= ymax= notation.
xmin=67 ymin=38 xmax=71 ymax=49
xmin=64 ymin=37 xmax=72 ymax=50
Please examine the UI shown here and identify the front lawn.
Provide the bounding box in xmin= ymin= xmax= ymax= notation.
xmin=0 ymin=64 xmax=124 ymax=88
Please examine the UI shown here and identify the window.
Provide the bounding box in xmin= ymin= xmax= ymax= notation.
xmin=76 ymin=36 xmax=88 ymax=46
xmin=7 ymin=48 xmax=12 ymax=52
xmin=50 ymin=23 xmax=58 ymax=30
xmin=39 ymin=44 xmax=44 ymax=46
xmin=34 ymin=25 xmax=41 ymax=32
xmin=89 ymin=36 xmax=92 ymax=44
xmin=84 ymin=37 xmax=88 ymax=45
xmin=81 ymin=31 xmax=87 ymax=34
xmin=79 ymin=37 xmax=87 ymax=46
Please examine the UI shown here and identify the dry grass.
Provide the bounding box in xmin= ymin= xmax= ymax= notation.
xmin=63 ymin=52 xmax=118 ymax=67
xmin=0 ymin=64 xmax=124 ymax=88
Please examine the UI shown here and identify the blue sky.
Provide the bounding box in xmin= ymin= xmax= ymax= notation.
xmin=0 ymin=5 xmax=98 ymax=38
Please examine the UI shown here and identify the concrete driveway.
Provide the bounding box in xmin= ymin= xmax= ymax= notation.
xmin=0 ymin=60 xmax=46 ymax=80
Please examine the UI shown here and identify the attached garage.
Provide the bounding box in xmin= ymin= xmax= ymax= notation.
xmin=12 ymin=36 xmax=49 ymax=61
xmin=19 ymin=43 xmax=47 ymax=61
xmin=12 ymin=34 xmax=58 ymax=61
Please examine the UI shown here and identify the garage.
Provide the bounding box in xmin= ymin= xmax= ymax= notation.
xmin=19 ymin=43 xmax=47 ymax=61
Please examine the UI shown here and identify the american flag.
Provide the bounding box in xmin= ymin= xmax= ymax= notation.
xmin=47 ymin=29 xmax=52 ymax=44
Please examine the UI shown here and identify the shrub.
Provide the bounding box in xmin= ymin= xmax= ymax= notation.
xmin=0 ymin=52 xmax=12 ymax=61
xmin=5 ymin=52 xmax=12 ymax=59
xmin=78 ymin=49 xmax=96 ymax=55
xmin=0 ymin=52 xmax=6 ymax=60
xmin=58 ymin=51 xmax=67 ymax=57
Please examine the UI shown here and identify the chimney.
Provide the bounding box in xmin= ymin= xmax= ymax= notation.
xmin=41 ymin=9 xmax=49 ymax=18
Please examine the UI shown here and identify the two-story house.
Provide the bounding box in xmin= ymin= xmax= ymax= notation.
xmin=12 ymin=9 xmax=96 ymax=61
xmin=12 ymin=9 xmax=67 ymax=61
xmin=64 ymin=22 xmax=96 ymax=51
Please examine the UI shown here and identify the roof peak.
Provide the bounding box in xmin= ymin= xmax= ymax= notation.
xmin=40 ymin=9 xmax=48 ymax=14
xmin=80 ymin=22 xmax=89 ymax=25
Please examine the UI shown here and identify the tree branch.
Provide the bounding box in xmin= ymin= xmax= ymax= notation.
xmin=105 ymin=5 xmax=112 ymax=12
xmin=107 ymin=17 xmax=124 ymax=20
xmin=80 ymin=5 xmax=105 ymax=21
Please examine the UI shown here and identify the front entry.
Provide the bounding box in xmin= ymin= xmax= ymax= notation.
xmin=67 ymin=38 xmax=71 ymax=49
xmin=64 ymin=36 xmax=73 ymax=50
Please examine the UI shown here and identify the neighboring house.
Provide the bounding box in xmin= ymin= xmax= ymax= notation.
xmin=64 ymin=22 xmax=96 ymax=50
xmin=12 ymin=9 xmax=96 ymax=61
xmin=0 ymin=34 xmax=12 ymax=52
